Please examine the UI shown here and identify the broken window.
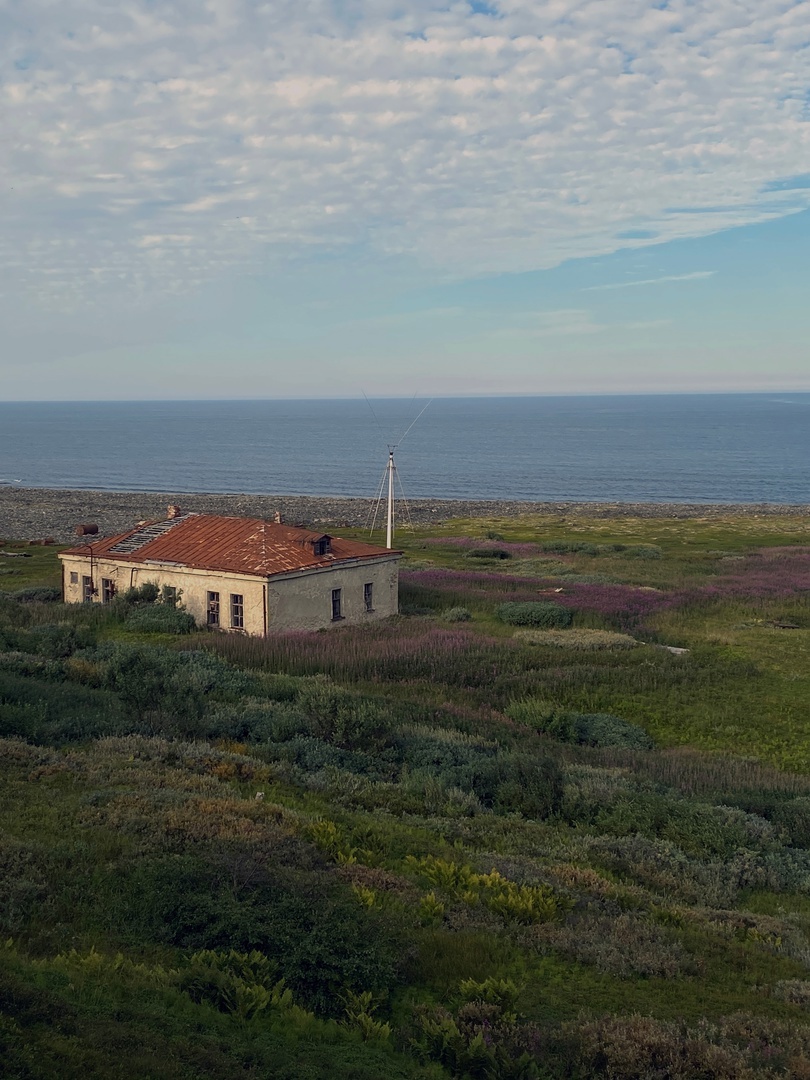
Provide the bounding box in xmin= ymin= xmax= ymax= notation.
xmin=230 ymin=593 xmax=244 ymax=630
xmin=364 ymin=582 xmax=373 ymax=611
xmin=101 ymin=578 xmax=116 ymax=604
xmin=207 ymin=591 xmax=220 ymax=627
xmin=331 ymin=588 xmax=342 ymax=621
xmin=70 ymin=571 xmax=78 ymax=585
xmin=82 ymin=576 xmax=93 ymax=603
xmin=313 ymin=537 xmax=331 ymax=556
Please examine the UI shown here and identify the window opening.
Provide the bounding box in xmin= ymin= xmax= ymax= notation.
xmin=70 ymin=571 xmax=78 ymax=585
xmin=313 ymin=537 xmax=331 ymax=556
xmin=331 ymin=588 xmax=342 ymax=621
xmin=82 ymin=576 xmax=93 ymax=603
xmin=230 ymin=593 xmax=244 ymax=630
xmin=207 ymin=591 xmax=220 ymax=627
xmin=364 ymin=582 xmax=373 ymax=611
xmin=101 ymin=578 xmax=116 ymax=604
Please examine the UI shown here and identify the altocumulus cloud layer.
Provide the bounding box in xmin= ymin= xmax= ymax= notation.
xmin=3 ymin=0 xmax=810 ymax=307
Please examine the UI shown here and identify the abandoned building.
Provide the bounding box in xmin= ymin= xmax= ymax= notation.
xmin=58 ymin=511 xmax=401 ymax=634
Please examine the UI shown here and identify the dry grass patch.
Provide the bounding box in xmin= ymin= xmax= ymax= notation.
xmin=513 ymin=627 xmax=640 ymax=649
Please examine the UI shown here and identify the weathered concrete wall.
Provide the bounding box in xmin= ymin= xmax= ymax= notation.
xmin=59 ymin=556 xmax=268 ymax=635
xmin=267 ymin=557 xmax=399 ymax=631
xmin=58 ymin=554 xmax=400 ymax=634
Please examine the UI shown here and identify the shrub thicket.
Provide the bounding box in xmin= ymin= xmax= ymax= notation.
xmin=496 ymin=601 xmax=572 ymax=628
xmin=124 ymin=606 xmax=196 ymax=634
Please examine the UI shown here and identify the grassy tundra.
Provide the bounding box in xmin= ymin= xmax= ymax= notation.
xmin=2 ymin=512 xmax=810 ymax=1079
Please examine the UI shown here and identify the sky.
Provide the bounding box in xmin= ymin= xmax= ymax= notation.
xmin=2 ymin=0 xmax=810 ymax=400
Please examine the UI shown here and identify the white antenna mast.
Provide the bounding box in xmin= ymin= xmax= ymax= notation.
xmin=367 ymin=398 xmax=431 ymax=548
xmin=386 ymin=447 xmax=395 ymax=549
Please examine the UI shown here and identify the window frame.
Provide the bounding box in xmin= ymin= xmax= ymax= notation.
xmin=101 ymin=577 xmax=116 ymax=604
xmin=207 ymin=591 xmax=220 ymax=627
xmin=82 ymin=575 xmax=93 ymax=603
xmin=230 ymin=593 xmax=244 ymax=630
xmin=363 ymin=582 xmax=374 ymax=612
xmin=331 ymin=587 xmax=343 ymax=621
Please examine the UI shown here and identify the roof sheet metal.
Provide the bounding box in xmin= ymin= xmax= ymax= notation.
xmin=61 ymin=515 xmax=399 ymax=578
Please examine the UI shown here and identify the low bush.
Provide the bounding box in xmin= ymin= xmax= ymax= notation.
xmin=466 ymin=548 xmax=512 ymax=560
xmin=121 ymin=581 xmax=161 ymax=605
xmin=505 ymin=700 xmax=653 ymax=751
xmin=573 ymin=1013 xmax=763 ymax=1078
xmin=539 ymin=540 xmax=600 ymax=555
xmin=624 ymin=544 xmax=663 ymax=560
xmin=572 ymin=712 xmax=654 ymax=751
xmin=0 ymin=670 xmax=125 ymax=744
xmin=124 ymin=606 xmax=196 ymax=634
xmin=535 ymin=911 xmax=694 ymax=978
xmin=442 ymin=607 xmax=472 ymax=623
xmin=11 ymin=586 xmax=62 ymax=604
xmin=496 ymin=602 xmax=572 ymax=628
xmin=773 ymin=980 xmax=810 ymax=1005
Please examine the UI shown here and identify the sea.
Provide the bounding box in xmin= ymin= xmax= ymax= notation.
xmin=0 ymin=394 xmax=808 ymax=504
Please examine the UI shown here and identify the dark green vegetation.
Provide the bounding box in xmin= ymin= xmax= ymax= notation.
xmin=3 ymin=512 xmax=810 ymax=1079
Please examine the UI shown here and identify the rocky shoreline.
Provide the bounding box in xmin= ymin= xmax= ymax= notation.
xmin=1 ymin=486 xmax=809 ymax=543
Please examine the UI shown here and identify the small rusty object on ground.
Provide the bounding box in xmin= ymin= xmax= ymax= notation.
xmin=75 ymin=523 xmax=99 ymax=536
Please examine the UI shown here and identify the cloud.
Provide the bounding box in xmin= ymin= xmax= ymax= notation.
xmin=488 ymin=309 xmax=605 ymax=339
xmin=2 ymin=0 xmax=810 ymax=308
xmin=583 ymin=271 xmax=718 ymax=291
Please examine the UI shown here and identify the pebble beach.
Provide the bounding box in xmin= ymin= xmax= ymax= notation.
xmin=2 ymin=486 xmax=809 ymax=543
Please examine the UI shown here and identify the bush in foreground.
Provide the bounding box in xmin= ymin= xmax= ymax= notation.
xmin=496 ymin=601 xmax=572 ymax=628
xmin=124 ymin=606 xmax=196 ymax=635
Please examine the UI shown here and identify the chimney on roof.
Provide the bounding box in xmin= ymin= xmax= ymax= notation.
xmin=274 ymin=511 xmax=283 ymax=524
xmin=167 ymin=504 xmax=183 ymax=519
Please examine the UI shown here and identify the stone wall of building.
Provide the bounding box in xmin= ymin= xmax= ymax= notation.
xmin=59 ymin=553 xmax=400 ymax=634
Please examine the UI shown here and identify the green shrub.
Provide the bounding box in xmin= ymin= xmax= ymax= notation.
xmin=0 ymin=670 xmax=125 ymax=744
xmin=121 ymin=581 xmax=161 ymax=604
xmin=108 ymin=854 xmax=400 ymax=1017
xmin=624 ymin=544 xmax=663 ymax=560
xmin=539 ymin=540 xmax=600 ymax=555
xmin=572 ymin=712 xmax=654 ymax=750
xmin=442 ymin=607 xmax=472 ymax=623
xmin=296 ymin=682 xmax=390 ymax=750
xmin=573 ymin=1013 xmax=761 ymax=1078
xmin=124 ymin=606 xmax=196 ymax=635
xmin=537 ymin=912 xmax=694 ymax=978
xmin=496 ymin=602 xmax=572 ymax=628
xmin=466 ymin=548 xmax=512 ymax=560
xmin=12 ymin=586 xmax=62 ymax=604
xmin=494 ymin=755 xmax=564 ymax=819
xmin=26 ymin=623 xmax=94 ymax=659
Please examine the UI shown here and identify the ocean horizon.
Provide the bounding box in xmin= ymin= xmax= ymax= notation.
xmin=1 ymin=393 xmax=808 ymax=505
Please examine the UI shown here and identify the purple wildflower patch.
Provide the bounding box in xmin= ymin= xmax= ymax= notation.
xmin=421 ymin=537 xmax=545 ymax=559
xmin=401 ymin=567 xmax=671 ymax=629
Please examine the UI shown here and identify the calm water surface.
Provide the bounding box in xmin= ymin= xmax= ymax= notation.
xmin=0 ymin=395 xmax=807 ymax=503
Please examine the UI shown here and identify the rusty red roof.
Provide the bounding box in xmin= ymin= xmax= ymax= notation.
xmin=59 ymin=515 xmax=400 ymax=578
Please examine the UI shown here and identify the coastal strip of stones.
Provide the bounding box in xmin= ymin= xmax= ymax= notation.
xmin=1 ymin=487 xmax=809 ymax=543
